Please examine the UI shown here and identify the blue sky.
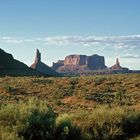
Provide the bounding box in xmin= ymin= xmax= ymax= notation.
xmin=0 ymin=0 xmax=140 ymax=69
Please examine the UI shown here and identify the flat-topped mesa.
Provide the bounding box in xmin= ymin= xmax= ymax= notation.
xmin=35 ymin=49 xmax=41 ymax=63
xmin=52 ymin=54 xmax=107 ymax=72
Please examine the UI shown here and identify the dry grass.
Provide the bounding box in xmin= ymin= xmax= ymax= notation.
xmin=0 ymin=74 xmax=140 ymax=113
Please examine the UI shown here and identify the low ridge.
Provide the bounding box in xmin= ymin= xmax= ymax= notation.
xmin=0 ymin=48 xmax=42 ymax=76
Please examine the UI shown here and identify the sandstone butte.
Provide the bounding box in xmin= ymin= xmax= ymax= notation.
xmin=52 ymin=54 xmax=107 ymax=72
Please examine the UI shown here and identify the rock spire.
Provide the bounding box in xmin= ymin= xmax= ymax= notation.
xmin=35 ymin=49 xmax=41 ymax=63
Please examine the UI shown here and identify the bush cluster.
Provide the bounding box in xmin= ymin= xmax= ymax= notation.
xmin=0 ymin=98 xmax=140 ymax=140
xmin=0 ymin=98 xmax=82 ymax=140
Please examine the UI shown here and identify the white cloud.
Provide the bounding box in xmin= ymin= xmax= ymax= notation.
xmin=0 ymin=37 xmax=23 ymax=44
xmin=121 ymin=53 xmax=140 ymax=59
xmin=0 ymin=35 xmax=140 ymax=52
xmin=41 ymin=35 xmax=140 ymax=51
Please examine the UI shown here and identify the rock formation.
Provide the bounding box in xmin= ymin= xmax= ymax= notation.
xmin=52 ymin=54 xmax=107 ymax=72
xmin=110 ymin=58 xmax=129 ymax=71
xmin=35 ymin=49 xmax=41 ymax=63
xmin=0 ymin=48 xmax=42 ymax=76
xmin=52 ymin=60 xmax=64 ymax=70
xmin=87 ymin=55 xmax=106 ymax=70
xmin=64 ymin=55 xmax=87 ymax=66
xmin=30 ymin=49 xmax=60 ymax=76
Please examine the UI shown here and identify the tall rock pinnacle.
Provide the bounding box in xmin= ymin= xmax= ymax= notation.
xmin=110 ymin=58 xmax=121 ymax=70
xmin=35 ymin=49 xmax=41 ymax=63
xmin=30 ymin=49 xmax=60 ymax=76
xmin=116 ymin=58 xmax=120 ymax=67
xmin=109 ymin=58 xmax=129 ymax=70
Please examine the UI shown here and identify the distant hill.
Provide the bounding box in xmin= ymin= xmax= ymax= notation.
xmin=30 ymin=49 xmax=60 ymax=77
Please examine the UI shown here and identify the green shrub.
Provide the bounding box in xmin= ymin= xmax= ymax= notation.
xmin=0 ymin=98 xmax=56 ymax=140
xmin=69 ymin=78 xmax=79 ymax=86
xmin=0 ymin=98 xmax=140 ymax=140
xmin=129 ymin=135 xmax=140 ymax=140
xmin=94 ymin=77 xmax=106 ymax=86
xmin=0 ymin=126 xmax=23 ymax=140
xmin=55 ymin=114 xmax=82 ymax=140
xmin=21 ymin=108 xmax=56 ymax=140
xmin=72 ymin=106 xmax=125 ymax=140
xmin=3 ymin=84 xmax=13 ymax=92
xmin=32 ymin=78 xmax=54 ymax=85
xmin=122 ymin=112 xmax=140 ymax=138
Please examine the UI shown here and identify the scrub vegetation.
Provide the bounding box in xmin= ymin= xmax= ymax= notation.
xmin=0 ymin=74 xmax=140 ymax=140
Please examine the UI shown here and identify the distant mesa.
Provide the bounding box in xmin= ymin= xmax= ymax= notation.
xmin=51 ymin=54 xmax=139 ymax=76
xmin=0 ymin=47 xmax=139 ymax=77
xmin=0 ymin=48 xmax=42 ymax=76
xmin=30 ymin=49 xmax=60 ymax=77
xmin=52 ymin=54 xmax=107 ymax=72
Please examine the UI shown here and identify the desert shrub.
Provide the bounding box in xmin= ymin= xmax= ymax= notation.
xmin=72 ymin=106 xmax=126 ymax=140
xmin=129 ymin=135 xmax=140 ymax=140
xmin=32 ymin=78 xmax=54 ymax=85
xmin=0 ymin=98 xmax=82 ymax=140
xmin=122 ymin=112 xmax=140 ymax=138
xmin=134 ymin=82 xmax=140 ymax=87
xmin=55 ymin=114 xmax=82 ymax=140
xmin=115 ymin=85 xmax=127 ymax=106
xmin=103 ymin=85 xmax=114 ymax=93
xmin=0 ymin=98 xmax=56 ymax=140
xmin=61 ymin=85 xmax=75 ymax=97
xmin=0 ymin=98 xmax=140 ymax=140
xmin=3 ymin=84 xmax=13 ymax=92
xmin=68 ymin=77 xmax=79 ymax=94
xmin=21 ymin=108 xmax=56 ymax=140
xmin=85 ymin=92 xmax=115 ymax=107
xmin=0 ymin=126 xmax=23 ymax=140
xmin=69 ymin=77 xmax=79 ymax=86
xmin=94 ymin=77 xmax=106 ymax=86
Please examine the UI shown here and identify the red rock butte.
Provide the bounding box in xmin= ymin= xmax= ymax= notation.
xmin=110 ymin=58 xmax=129 ymax=71
xmin=52 ymin=54 xmax=107 ymax=72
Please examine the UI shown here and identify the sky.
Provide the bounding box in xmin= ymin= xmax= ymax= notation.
xmin=0 ymin=0 xmax=140 ymax=70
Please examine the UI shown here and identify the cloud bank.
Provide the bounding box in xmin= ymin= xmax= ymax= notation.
xmin=121 ymin=53 xmax=140 ymax=59
xmin=0 ymin=35 xmax=139 ymax=69
xmin=0 ymin=35 xmax=140 ymax=49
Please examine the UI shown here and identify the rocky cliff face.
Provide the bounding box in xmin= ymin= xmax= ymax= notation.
xmin=52 ymin=54 xmax=107 ymax=72
xmin=64 ymin=55 xmax=87 ymax=66
xmin=52 ymin=60 xmax=64 ymax=70
xmin=87 ymin=55 xmax=106 ymax=70
xmin=0 ymin=48 xmax=42 ymax=76
xmin=30 ymin=49 xmax=60 ymax=76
